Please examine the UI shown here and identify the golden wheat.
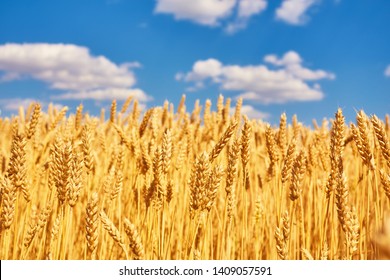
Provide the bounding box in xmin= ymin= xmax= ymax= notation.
xmin=0 ymin=96 xmax=389 ymax=260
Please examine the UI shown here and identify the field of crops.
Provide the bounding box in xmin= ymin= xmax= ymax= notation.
xmin=0 ymin=95 xmax=389 ymax=260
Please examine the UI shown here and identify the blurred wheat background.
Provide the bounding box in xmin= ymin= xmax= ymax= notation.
xmin=0 ymin=95 xmax=389 ymax=260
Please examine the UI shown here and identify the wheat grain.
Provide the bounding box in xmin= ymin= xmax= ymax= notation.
xmin=209 ymin=120 xmax=238 ymax=163
xmin=371 ymin=115 xmax=390 ymax=168
xmin=26 ymin=103 xmax=41 ymax=140
xmin=110 ymin=100 xmax=117 ymax=124
xmin=86 ymin=192 xmax=99 ymax=259
xmin=1 ymin=176 xmax=16 ymax=230
xmin=289 ymin=150 xmax=306 ymax=201
xmin=123 ymin=218 xmax=144 ymax=260
xmin=75 ymin=103 xmax=83 ymax=131
xmin=100 ymin=210 xmax=127 ymax=255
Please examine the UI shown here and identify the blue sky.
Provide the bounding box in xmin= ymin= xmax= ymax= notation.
xmin=0 ymin=0 xmax=389 ymax=126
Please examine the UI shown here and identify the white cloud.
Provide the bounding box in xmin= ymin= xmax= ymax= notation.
xmin=224 ymin=0 xmax=267 ymax=34
xmin=155 ymin=0 xmax=267 ymax=33
xmin=0 ymin=43 xmax=151 ymax=101
xmin=184 ymin=59 xmax=223 ymax=81
xmin=177 ymin=51 xmax=335 ymax=104
xmin=238 ymin=0 xmax=267 ymax=18
xmin=155 ymin=0 xmax=325 ymax=30
xmin=276 ymin=0 xmax=319 ymax=25
xmin=264 ymin=51 xmax=302 ymax=65
xmin=385 ymin=65 xmax=390 ymax=77
xmin=241 ymin=105 xmax=270 ymax=119
xmin=264 ymin=51 xmax=335 ymax=80
xmin=155 ymin=0 xmax=236 ymax=26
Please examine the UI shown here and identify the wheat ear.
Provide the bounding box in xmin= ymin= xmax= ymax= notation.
xmin=123 ymin=218 xmax=145 ymax=260
xmin=86 ymin=192 xmax=99 ymax=259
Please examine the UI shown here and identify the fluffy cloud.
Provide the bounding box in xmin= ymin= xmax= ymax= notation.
xmin=155 ymin=0 xmax=236 ymax=26
xmin=155 ymin=0 xmax=267 ymax=33
xmin=264 ymin=51 xmax=335 ymax=80
xmin=176 ymin=51 xmax=335 ymax=104
xmin=225 ymin=0 xmax=267 ymax=33
xmin=276 ymin=0 xmax=318 ymax=25
xmin=241 ymin=105 xmax=270 ymax=120
xmin=0 ymin=43 xmax=150 ymax=101
xmin=184 ymin=59 xmax=223 ymax=81
xmin=238 ymin=0 xmax=267 ymax=18
xmin=385 ymin=65 xmax=390 ymax=77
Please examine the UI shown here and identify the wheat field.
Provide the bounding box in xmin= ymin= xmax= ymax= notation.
xmin=0 ymin=95 xmax=389 ymax=260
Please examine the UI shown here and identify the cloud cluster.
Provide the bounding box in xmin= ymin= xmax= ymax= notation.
xmin=0 ymin=43 xmax=150 ymax=102
xmin=276 ymin=0 xmax=319 ymax=25
xmin=155 ymin=0 xmax=321 ymax=31
xmin=155 ymin=0 xmax=267 ymax=33
xmin=176 ymin=51 xmax=335 ymax=104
